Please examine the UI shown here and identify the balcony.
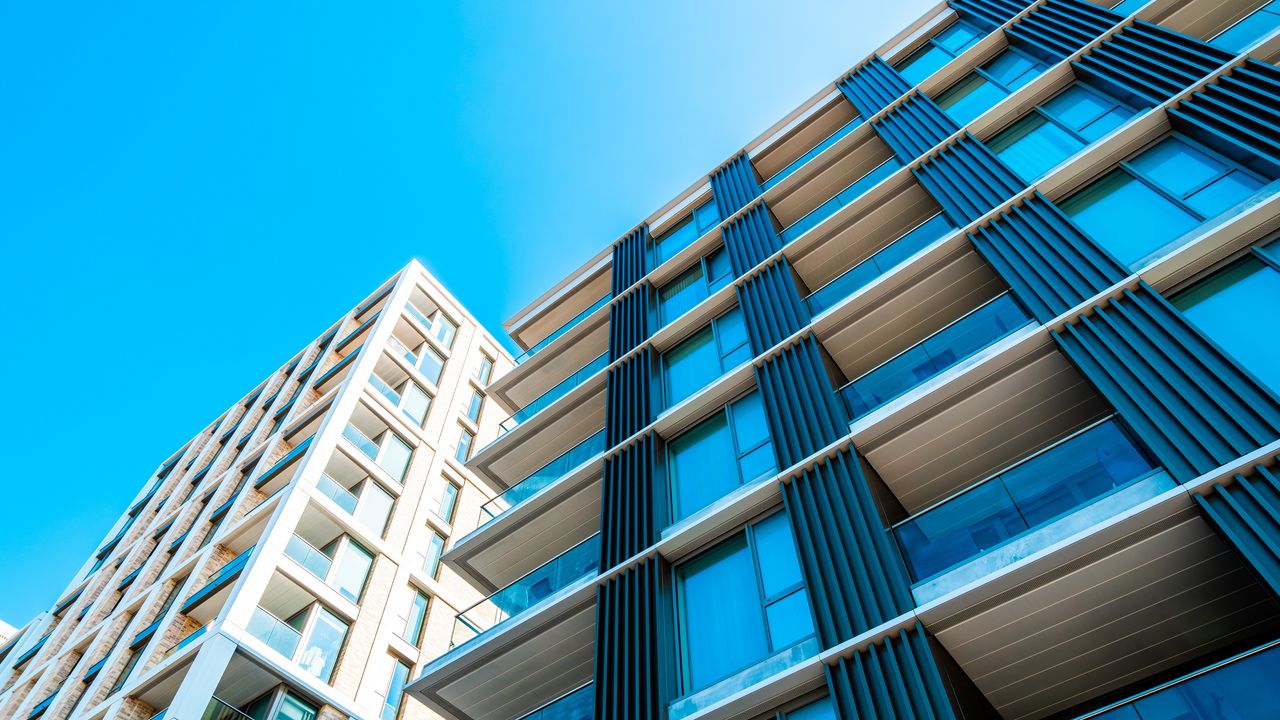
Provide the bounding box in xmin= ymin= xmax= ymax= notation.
xmin=780 ymin=156 xmax=902 ymax=242
xmin=450 ymin=533 xmax=600 ymax=651
xmin=477 ymin=430 xmax=606 ymax=527
xmin=516 ymin=683 xmax=593 ymax=720
xmin=503 ymin=353 xmax=609 ymax=431
xmin=341 ymin=403 xmax=413 ymax=484
xmin=316 ymin=451 xmax=396 ymax=537
xmin=761 ymin=116 xmax=864 ymax=192
xmin=202 ymin=697 xmax=254 ymax=720
xmin=247 ymin=607 xmax=302 ymax=659
xmin=515 ymin=294 xmax=610 ymax=364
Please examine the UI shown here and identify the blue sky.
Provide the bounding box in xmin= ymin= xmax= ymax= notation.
xmin=0 ymin=0 xmax=935 ymax=624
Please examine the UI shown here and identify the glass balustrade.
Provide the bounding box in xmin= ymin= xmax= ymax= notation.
xmin=781 ymin=157 xmax=902 ymax=242
xmin=202 ymin=697 xmax=255 ymax=720
xmin=316 ymin=474 xmax=360 ymax=514
xmin=516 ymin=684 xmax=594 ymax=720
xmin=894 ymin=418 xmax=1161 ymax=583
xmin=284 ymin=535 xmax=334 ymax=580
xmin=504 ymin=353 xmax=610 ymax=430
xmin=247 ymin=607 xmax=302 ymax=659
xmin=515 ymin=295 xmax=611 ymax=364
xmin=839 ymin=293 xmax=1032 ymax=419
xmin=806 ymin=213 xmax=955 ymax=314
xmin=477 ymin=430 xmax=607 ymax=526
xmin=369 ymin=375 xmax=402 ymax=407
xmin=762 ymin=117 xmax=865 ymax=191
xmin=342 ymin=424 xmax=380 ymax=460
xmin=451 ymin=534 xmax=601 ymax=650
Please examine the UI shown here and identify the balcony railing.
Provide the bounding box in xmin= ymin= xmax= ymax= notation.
xmin=894 ymin=417 xmax=1162 ymax=583
xmin=503 ymin=352 xmax=610 ymax=431
xmin=517 ymin=683 xmax=594 ymax=720
xmin=515 ymin=295 xmax=610 ymax=364
xmin=781 ymin=157 xmax=902 ymax=242
xmin=202 ymin=697 xmax=255 ymax=720
xmin=762 ymin=116 xmax=864 ymax=191
xmin=839 ymin=293 xmax=1032 ymax=419
xmin=342 ymin=423 xmax=380 ymax=460
xmin=316 ymin=474 xmax=359 ymax=514
xmin=806 ymin=213 xmax=955 ymax=314
xmin=247 ymin=606 xmax=302 ymax=659
xmin=369 ymin=374 xmax=402 ymax=407
xmin=451 ymin=533 xmax=601 ymax=650
xmin=477 ymin=430 xmax=607 ymax=526
xmin=284 ymin=534 xmax=334 ymax=580
xmin=165 ymin=625 xmax=207 ymax=658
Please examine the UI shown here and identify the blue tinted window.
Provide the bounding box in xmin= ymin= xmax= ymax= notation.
xmin=895 ymin=22 xmax=982 ymax=85
xmin=695 ymin=200 xmax=721 ymax=233
xmin=659 ymin=264 xmax=707 ymax=325
xmin=678 ymin=536 xmax=768 ymax=692
xmin=1186 ymin=172 xmax=1265 ymax=217
xmin=1211 ymin=0 xmax=1280 ymax=53
xmin=655 ymin=216 xmax=699 ymax=265
xmin=669 ymin=413 xmax=737 ymax=520
xmin=753 ymin=512 xmax=803 ymax=597
xmin=937 ymin=74 xmax=1007 ymax=125
xmin=1129 ymin=138 xmax=1227 ymax=197
xmin=707 ymin=247 xmax=734 ymax=291
xmin=665 ymin=328 xmax=720 ymax=408
xmin=1061 ymin=169 xmax=1199 ymax=266
xmin=1098 ymin=642 xmax=1280 ymax=719
xmin=786 ymin=698 xmax=838 ymax=720
xmin=1109 ymin=0 xmax=1150 ymax=15
xmin=715 ymin=308 xmax=752 ymax=369
xmin=1042 ymin=84 xmax=1135 ymax=142
xmin=989 ymin=114 xmax=1084 ymax=181
xmin=1173 ymin=255 xmax=1280 ymax=394
xmin=935 ymin=22 xmax=981 ymax=53
xmin=984 ymin=50 xmax=1043 ymax=90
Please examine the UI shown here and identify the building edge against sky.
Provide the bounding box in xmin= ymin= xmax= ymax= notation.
xmin=0 ymin=259 xmax=516 ymax=720
xmin=410 ymin=0 xmax=1280 ymax=720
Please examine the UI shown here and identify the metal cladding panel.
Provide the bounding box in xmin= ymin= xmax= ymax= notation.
xmin=711 ymin=152 xmax=764 ymax=218
xmin=722 ymin=202 xmax=784 ymax=278
xmin=1053 ymin=284 xmax=1280 ymax=482
xmin=600 ymin=433 xmax=657 ymax=569
xmin=968 ymin=192 xmax=1128 ymax=323
xmin=594 ymin=556 xmax=666 ymax=720
xmin=735 ymin=258 xmax=811 ymax=356
xmin=756 ymin=335 xmax=849 ymax=469
xmin=609 ymin=285 xmax=650 ymax=363
xmin=1006 ymin=0 xmax=1121 ymax=63
xmin=1197 ymin=458 xmax=1280 ymax=597
xmin=1168 ymin=60 xmax=1280 ymax=181
xmin=873 ymin=93 xmax=961 ymax=164
xmin=826 ymin=622 xmax=958 ymax=720
xmin=839 ymin=56 xmax=913 ymax=116
xmin=612 ymin=225 xmax=650 ymax=295
xmin=912 ymin=134 xmax=1025 ymax=224
xmin=948 ymin=0 xmax=1033 ymax=31
xmin=784 ymin=448 xmax=913 ymax=648
xmin=1072 ymin=21 xmax=1234 ymax=108
xmin=605 ymin=346 xmax=653 ymax=449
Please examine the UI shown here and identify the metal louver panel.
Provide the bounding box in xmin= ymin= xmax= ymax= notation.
xmin=949 ymin=0 xmax=1033 ymax=31
xmin=1006 ymin=0 xmax=1122 ymax=63
xmin=1168 ymin=59 xmax=1280 ymax=181
xmin=611 ymin=225 xmax=649 ymax=295
xmin=735 ymin=258 xmax=811 ymax=356
xmin=594 ymin=556 xmax=666 ymax=720
xmin=1072 ymin=20 xmax=1234 ymax=108
xmin=826 ymin=622 xmax=971 ymax=719
xmin=605 ymin=346 xmax=652 ymax=448
xmin=839 ymin=56 xmax=912 ymax=115
xmin=710 ymin=152 xmax=763 ymax=218
xmin=722 ymin=202 xmax=784 ymax=278
xmin=609 ymin=285 xmax=650 ymax=363
xmin=873 ymin=93 xmax=961 ymax=163
xmin=600 ymin=433 xmax=657 ymax=569
xmin=913 ymin=134 xmax=1024 ymax=224
xmin=755 ymin=334 xmax=848 ymax=468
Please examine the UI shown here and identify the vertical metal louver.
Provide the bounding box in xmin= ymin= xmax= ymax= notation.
xmin=710 ymin=152 xmax=763 ymax=219
xmin=825 ymin=622 xmax=966 ymax=719
xmin=1072 ymin=21 xmax=1234 ymax=108
xmin=605 ymin=346 xmax=653 ymax=448
xmin=721 ymin=203 xmax=784 ymax=278
xmin=913 ymin=134 xmax=1024 ymax=224
xmin=1197 ymin=458 xmax=1280 ymax=597
xmin=600 ymin=433 xmax=657 ymax=569
xmin=784 ymin=448 xmax=913 ymax=647
xmin=873 ymin=93 xmax=961 ymax=164
xmin=755 ymin=334 xmax=849 ymax=468
xmin=1005 ymin=0 xmax=1122 ymax=63
xmin=1054 ymin=284 xmax=1280 ymax=482
xmin=608 ymin=285 xmax=650 ymax=363
xmin=1168 ymin=59 xmax=1280 ymax=180
xmin=735 ymin=258 xmax=811 ymax=356
xmin=968 ymin=192 xmax=1128 ymax=323
xmin=948 ymin=0 xmax=1033 ymax=31
xmin=612 ymin=225 xmax=650 ymax=296
xmin=594 ymin=556 xmax=666 ymax=720
xmin=839 ymin=56 xmax=912 ymax=116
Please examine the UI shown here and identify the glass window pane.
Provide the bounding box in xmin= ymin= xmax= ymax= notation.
xmin=873 ymin=214 xmax=955 ymax=271
xmin=753 ymin=512 xmax=803 ymax=598
xmin=278 ymin=694 xmax=319 ymax=720
xmin=936 ymin=74 xmax=1007 ymax=125
xmin=1130 ymin=642 xmax=1280 ymax=718
xmin=1060 ymin=169 xmax=1200 ymax=267
xmin=356 ymin=482 xmax=394 ymax=536
xmin=738 ymin=443 xmax=777 ymax=484
xmin=659 ymin=264 xmax=707 ymax=325
xmin=1185 ymin=170 xmax=1265 ymax=218
xmin=656 ymin=215 xmax=699 ymax=265
xmin=420 ymin=346 xmax=445 ymax=385
xmin=1129 ymin=137 xmax=1225 ymax=198
xmin=895 ymin=477 xmax=1027 ymax=581
xmin=765 ymin=589 xmax=815 ymax=650
xmin=332 ymin=542 xmax=374 ymax=602
xmin=678 ymin=536 xmax=769 ymax=692
xmin=665 ymin=327 xmax=721 ymax=408
xmin=402 ymin=384 xmax=431 ymax=426
xmin=1211 ymin=1 xmax=1280 ymax=53
xmin=714 ymin=308 xmax=750 ymax=365
xmin=669 ymin=412 xmax=738 ymax=520
xmin=897 ymin=44 xmax=953 ymax=85
xmin=984 ymin=50 xmax=1043 ymax=90
xmin=404 ymin=592 xmax=429 ymax=644
xmin=695 ymin=200 xmax=722 ymax=233
xmin=935 ymin=22 xmax=981 ymax=53
xmin=379 ymin=435 xmax=412 ymax=481
xmin=437 ymin=482 xmax=460 ymax=523
xmin=298 ymin=608 xmax=347 ymax=682
xmin=730 ymin=392 xmax=771 ymax=456
xmin=423 ymin=532 xmax=446 ymax=577
xmin=1043 ymin=85 xmax=1112 ymax=132
xmin=989 ymin=113 xmax=1085 ymax=182
xmin=1173 ymin=256 xmax=1280 ymax=394
xmin=707 ymin=247 xmax=734 ymax=290
xmin=1077 ymin=107 xmax=1133 ymax=142
xmin=786 ymin=698 xmax=838 ymax=720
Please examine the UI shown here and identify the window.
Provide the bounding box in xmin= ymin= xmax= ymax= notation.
xmin=419 ymin=345 xmax=446 ymax=385
xmin=242 ymin=688 xmax=318 ymax=720
xmin=327 ymin=538 xmax=375 ymax=603
xmin=782 ymin=698 xmax=837 ymax=720
xmin=676 ymin=513 xmax=814 ymax=695
xmin=423 ymin=532 xmax=446 ymax=578
xmin=436 ymin=481 xmax=460 ymax=523
xmin=934 ymin=48 xmax=1045 ymax=125
xmin=402 ymin=590 xmax=430 ymax=645
xmin=653 ymin=200 xmax=721 ymax=266
xmin=295 ymin=606 xmax=348 ymax=682
xmin=988 ymin=83 xmax=1136 ymax=182
xmin=668 ymin=392 xmax=775 ymax=522
xmin=354 ymin=480 xmax=395 ymax=537
xmin=1170 ymin=238 xmax=1280 ymax=394
xmin=401 ymin=382 xmax=432 ymax=426
xmin=455 ymin=427 xmax=475 ymax=463
xmin=429 ymin=312 xmax=458 ymax=349
xmin=1210 ymin=0 xmax=1280 ymax=53
xmin=662 ymin=307 xmax=752 ymax=408
xmin=109 ymin=648 xmax=142 ymax=694
xmin=895 ymin=20 xmax=983 ymax=85
xmin=476 ymin=354 xmax=494 ymax=385
xmin=463 ymin=388 xmax=483 ymax=423
xmin=377 ymin=433 xmax=413 ymax=482
xmin=1060 ymin=136 xmax=1266 ymax=267
xmin=658 ymin=246 xmax=734 ymax=326
xmin=382 ymin=658 xmax=412 ymax=720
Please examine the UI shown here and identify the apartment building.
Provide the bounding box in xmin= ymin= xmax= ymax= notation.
xmin=409 ymin=1 xmax=1280 ymax=719
xmin=0 ymin=260 xmax=512 ymax=720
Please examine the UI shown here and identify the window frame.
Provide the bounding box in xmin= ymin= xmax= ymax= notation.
xmin=893 ymin=19 xmax=984 ymax=85
xmin=660 ymin=307 xmax=751 ymax=408
xmin=665 ymin=390 xmax=776 ymax=522
xmin=657 ymin=245 xmax=734 ymax=326
xmin=933 ymin=45 xmax=1046 ymax=124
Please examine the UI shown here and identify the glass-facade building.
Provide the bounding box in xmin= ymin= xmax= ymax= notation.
xmin=409 ymin=0 xmax=1280 ymax=719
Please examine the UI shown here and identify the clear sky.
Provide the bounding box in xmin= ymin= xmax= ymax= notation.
xmin=0 ymin=0 xmax=936 ymax=624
